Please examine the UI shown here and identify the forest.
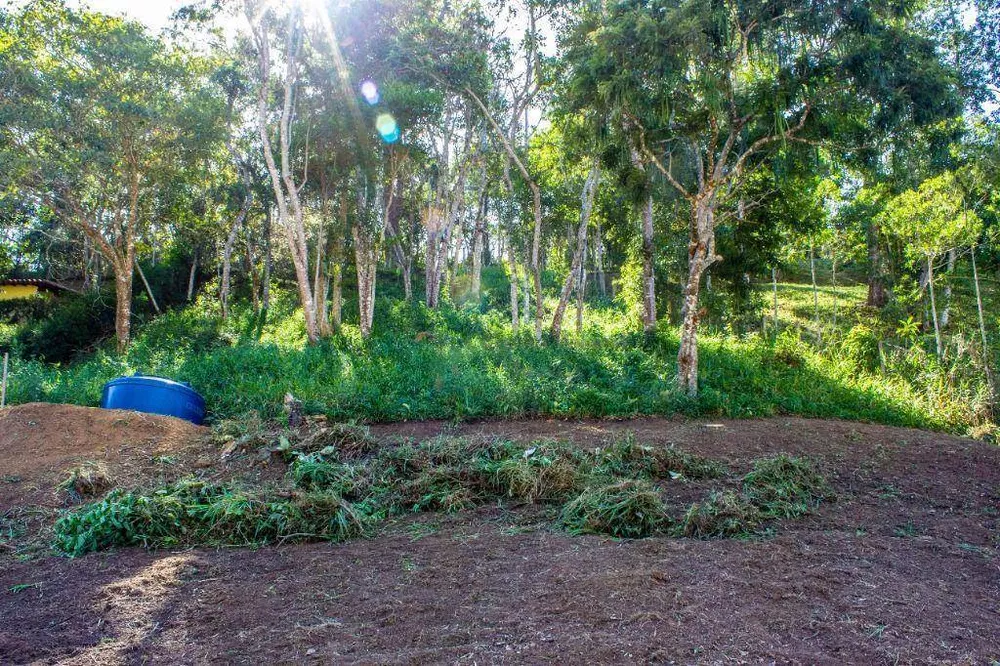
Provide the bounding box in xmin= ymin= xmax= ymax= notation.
xmin=0 ymin=0 xmax=998 ymax=436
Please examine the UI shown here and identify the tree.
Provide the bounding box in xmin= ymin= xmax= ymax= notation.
xmin=245 ymin=1 xmax=323 ymax=342
xmin=563 ymin=0 xmax=962 ymax=395
xmin=0 ymin=0 xmax=224 ymax=350
xmin=883 ymin=172 xmax=982 ymax=358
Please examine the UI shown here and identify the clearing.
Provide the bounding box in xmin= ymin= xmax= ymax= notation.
xmin=1 ymin=403 xmax=998 ymax=664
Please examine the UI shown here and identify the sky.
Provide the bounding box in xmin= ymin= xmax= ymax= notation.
xmin=68 ymin=0 xmax=185 ymax=31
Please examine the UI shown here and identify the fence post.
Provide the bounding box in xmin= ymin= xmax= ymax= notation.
xmin=1 ymin=351 xmax=8 ymax=408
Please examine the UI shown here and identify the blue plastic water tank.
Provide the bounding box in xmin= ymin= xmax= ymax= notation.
xmin=100 ymin=375 xmax=206 ymax=425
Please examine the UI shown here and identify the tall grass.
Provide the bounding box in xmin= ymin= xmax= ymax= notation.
xmin=1 ymin=286 xmax=984 ymax=433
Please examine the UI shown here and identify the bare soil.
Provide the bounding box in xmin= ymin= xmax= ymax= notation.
xmin=1 ymin=404 xmax=998 ymax=664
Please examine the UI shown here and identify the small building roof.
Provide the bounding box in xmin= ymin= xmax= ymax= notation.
xmin=0 ymin=278 xmax=78 ymax=294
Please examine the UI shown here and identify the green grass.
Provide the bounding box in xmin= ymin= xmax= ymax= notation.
xmin=1 ymin=287 xmax=983 ymax=433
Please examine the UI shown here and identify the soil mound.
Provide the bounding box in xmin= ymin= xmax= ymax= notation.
xmin=0 ymin=402 xmax=207 ymax=508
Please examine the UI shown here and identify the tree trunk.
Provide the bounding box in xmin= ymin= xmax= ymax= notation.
xmin=677 ymin=196 xmax=719 ymax=397
xmin=866 ymin=221 xmax=888 ymax=308
xmin=640 ymin=191 xmax=657 ymax=333
xmin=810 ymin=240 xmax=819 ymax=344
xmin=315 ymin=181 xmax=332 ymax=337
xmin=772 ymin=266 xmax=778 ymax=332
xmin=402 ymin=255 xmax=413 ymax=302
xmin=114 ymin=267 xmax=133 ymax=353
xmin=135 ymin=261 xmax=160 ymax=314
xmin=471 ymin=190 xmax=488 ymax=302
xmin=353 ymin=226 xmax=377 ymax=338
xmin=940 ymin=247 xmax=956 ymax=329
xmin=187 ymin=250 xmax=198 ymax=302
xmin=595 ymin=220 xmax=607 ymax=298
xmin=220 ymin=195 xmax=250 ymax=320
xmin=247 ymin=242 xmax=260 ymax=313
xmin=971 ymin=243 xmax=995 ymax=402
xmin=262 ymin=206 xmax=272 ymax=315
xmin=551 ymin=162 xmax=600 ymax=342
xmin=832 ymin=254 xmax=838 ymax=331
xmin=424 ymin=204 xmax=445 ymax=308
xmin=576 ymin=225 xmax=588 ymax=336
xmin=522 ymin=273 xmax=530 ymax=326
xmin=927 ymin=254 xmax=942 ymax=359
xmin=508 ymin=242 xmax=519 ymax=329
xmin=331 ymin=234 xmax=343 ymax=330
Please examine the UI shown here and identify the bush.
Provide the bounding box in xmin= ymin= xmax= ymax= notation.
xmin=841 ymin=323 xmax=882 ymax=373
xmin=560 ymin=480 xmax=667 ymax=538
xmin=15 ymin=290 xmax=116 ymax=363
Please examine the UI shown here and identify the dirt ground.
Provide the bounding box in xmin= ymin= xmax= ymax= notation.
xmin=1 ymin=403 xmax=998 ymax=664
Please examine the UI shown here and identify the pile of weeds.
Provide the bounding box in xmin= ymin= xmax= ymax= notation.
xmin=742 ymin=454 xmax=831 ymax=519
xmin=681 ymin=491 xmax=762 ymax=538
xmin=678 ymin=455 xmax=832 ymax=537
xmin=53 ymin=480 xmax=366 ymax=557
xmin=592 ymin=434 xmax=728 ymax=480
xmin=561 ymin=480 xmax=667 ymax=538
xmin=53 ymin=435 xmax=833 ymax=555
xmin=213 ymin=413 xmax=377 ymax=462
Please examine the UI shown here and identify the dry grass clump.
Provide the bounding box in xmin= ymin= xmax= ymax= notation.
xmin=680 ymin=491 xmax=762 ymax=538
xmin=742 ymin=454 xmax=831 ymax=518
xmin=57 ymin=462 xmax=112 ymax=501
xmin=560 ymin=480 xmax=668 ymax=538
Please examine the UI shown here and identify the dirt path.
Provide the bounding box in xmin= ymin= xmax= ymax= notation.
xmin=1 ymin=404 xmax=998 ymax=664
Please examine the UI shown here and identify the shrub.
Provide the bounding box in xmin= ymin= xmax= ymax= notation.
xmin=560 ymin=480 xmax=667 ymax=538
xmin=16 ymin=290 xmax=116 ymax=363
xmin=841 ymin=323 xmax=882 ymax=373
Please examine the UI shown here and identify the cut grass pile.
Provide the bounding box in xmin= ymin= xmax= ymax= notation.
xmin=53 ymin=429 xmax=833 ymax=556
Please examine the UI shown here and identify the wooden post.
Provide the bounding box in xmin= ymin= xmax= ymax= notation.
xmin=1 ymin=351 xmax=9 ymax=408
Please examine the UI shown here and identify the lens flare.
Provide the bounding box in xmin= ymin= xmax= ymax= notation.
xmin=360 ymin=80 xmax=379 ymax=105
xmin=375 ymin=113 xmax=399 ymax=143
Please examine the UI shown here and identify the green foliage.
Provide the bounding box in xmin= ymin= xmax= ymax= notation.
xmin=841 ymin=324 xmax=882 ymax=373
xmin=13 ymin=291 xmax=116 ymax=363
xmin=53 ymin=480 xmax=367 ymax=556
xmin=3 ymin=292 xmax=979 ymax=433
xmin=53 ymin=430 xmax=836 ymax=554
xmin=882 ymin=173 xmax=982 ymax=263
xmin=560 ymin=480 xmax=668 ymax=539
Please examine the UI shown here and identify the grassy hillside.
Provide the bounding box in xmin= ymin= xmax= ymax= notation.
xmin=1 ymin=273 xmax=990 ymax=435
